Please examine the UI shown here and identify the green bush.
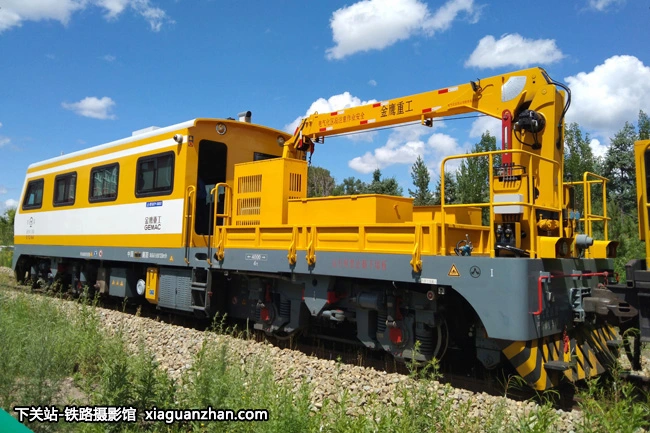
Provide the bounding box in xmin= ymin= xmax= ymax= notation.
xmin=0 ymin=249 xmax=12 ymax=268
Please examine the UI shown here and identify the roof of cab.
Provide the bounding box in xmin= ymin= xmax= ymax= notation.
xmin=28 ymin=118 xmax=291 ymax=170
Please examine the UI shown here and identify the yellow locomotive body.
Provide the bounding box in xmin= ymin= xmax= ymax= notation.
xmin=14 ymin=118 xmax=286 ymax=252
xmin=13 ymin=68 xmax=636 ymax=391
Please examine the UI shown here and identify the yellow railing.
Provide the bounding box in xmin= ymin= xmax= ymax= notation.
xmin=183 ymin=186 xmax=196 ymax=264
xmin=211 ymin=182 xmax=233 ymax=227
xmin=564 ymin=172 xmax=609 ymax=243
xmin=440 ymin=148 xmax=563 ymax=258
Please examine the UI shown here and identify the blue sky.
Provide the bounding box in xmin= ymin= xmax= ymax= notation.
xmin=1 ymin=0 xmax=650 ymax=213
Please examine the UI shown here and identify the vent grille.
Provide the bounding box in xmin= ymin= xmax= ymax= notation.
xmin=289 ymin=173 xmax=302 ymax=192
xmin=238 ymin=174 xmax=262 ymax=193
xmin=237 ymin=197 xmax=261 ymax=215
xmin=235 ymin=220 xmax=260 ymax=226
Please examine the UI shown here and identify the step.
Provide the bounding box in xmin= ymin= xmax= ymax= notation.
xmin=606 ymin=339 xmax=623 ymax=348
xmin=544 ymin=360 xmax=572 ymax=371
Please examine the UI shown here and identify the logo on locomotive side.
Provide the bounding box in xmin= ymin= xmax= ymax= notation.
xmin=144 ymin=216 xmax=163 ymax=230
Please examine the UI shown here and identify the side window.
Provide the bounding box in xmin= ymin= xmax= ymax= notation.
xmin=22 ymin=179 xmax=44 ymax=210
xmin=136 ymin=152 xmax=174 ymax=197
xmin=254 ymin=152 xmax=278 ymax=161
xmin=90 ymin=163 xmax=119 ymax=202
xmin=53 ymin=172 xmax=77 ymax=207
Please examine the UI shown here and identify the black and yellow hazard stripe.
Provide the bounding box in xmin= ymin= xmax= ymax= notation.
xmin=502 ymin=324 xmax=619 ymax=391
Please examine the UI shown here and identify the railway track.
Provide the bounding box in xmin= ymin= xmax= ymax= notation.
xmin=0 ymin=273 xmax=626 ymax=412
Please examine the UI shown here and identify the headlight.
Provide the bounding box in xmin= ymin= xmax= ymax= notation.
xmin=136 ymin=279 xmax=146 ymax=296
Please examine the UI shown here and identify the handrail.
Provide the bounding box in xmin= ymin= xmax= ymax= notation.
xmin=440 ymin=148 xmax=562 ymax=258
xmin=207 ymin=183 xmax=232 ymax=263
xmin=212 ymin=182 xmax=233 ymax=225
xmin=183 ymin=186 xmax=196 ymax=265
xmin=563 ymin=172 xmax=609 ymax=257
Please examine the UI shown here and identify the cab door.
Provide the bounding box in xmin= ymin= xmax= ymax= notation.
xmin=193 ymin=140 xmax=227 ymax=249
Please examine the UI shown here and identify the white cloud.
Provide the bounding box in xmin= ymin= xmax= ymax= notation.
xmin=102 ymin=54 xmax=116 ymax=62
xmin=97 ymin=0 xmax=130 ymax=18
xmin=0 ymin=0 xmax=171 ymax=33
xmin=469 ymin=116 xmax=501 ymax=139
xmin=368 ymin=79 xmax=377 ymax=87
xmin=0 ymin=186 xmax=7 ymax=194
xmin=345 ymin=131 xmax=379 ymax=143
xmin=589 ymin=138 xmax=608 ymax=158
xmin=564 ymin=55 xmax=650 ymax=138
xmin=588 ymin=0 xmax=625 ymax=11
xmin=0 ymin=198 xmax=19 ymax=215
xmin=465 ymin=34 xmax=564 ymax=69
xmin=0 ymin=122 xmax=9 ymax=147
xmin=347 ymin=123 xmax=461 ymax=174
xmin=62 ymin=96 xmax=117 ymax=120
xmin=326 ymin=0 xmax=477 ymax=60
xmin=284 ymin=92 xmax=377 ymax=134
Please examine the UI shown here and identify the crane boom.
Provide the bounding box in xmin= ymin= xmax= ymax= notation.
xmin=284 ymin=67 xmax=561 ymax=159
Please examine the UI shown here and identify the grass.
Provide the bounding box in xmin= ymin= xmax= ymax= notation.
xmin=1 ymin=274 xmax=650 ymax=432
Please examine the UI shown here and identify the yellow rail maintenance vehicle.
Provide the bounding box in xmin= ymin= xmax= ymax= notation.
xmin=13 ymin=68 xmax=638 ymax=391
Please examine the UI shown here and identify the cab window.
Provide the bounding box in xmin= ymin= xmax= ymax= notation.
xmin=136 ymin=152 xmax=174 ymax=197
xmin=22 ymin=179 xmax=44 ymax=210
xmin=53 ymin=172 xmax=77 ymax=206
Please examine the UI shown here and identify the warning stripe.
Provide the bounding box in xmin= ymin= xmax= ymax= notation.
xmin=319 ymin=126 xmax=334 ymax=132
xmin=437 ymin=86 xmax=459 ymax=94
xmin=504 ymin=323 xmax=618 ymax=391
xmin=330 ymin=110 xmax=345 ymax=116
xmin=372 ymin=101 xmax=388 ymax=107
xmin=360 ymin=119 xmax=376 ymax=125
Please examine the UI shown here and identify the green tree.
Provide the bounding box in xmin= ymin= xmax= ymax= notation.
xmin=0 ymin=208 xmax=16 ymax=246
xmin=307 ymin=166 xmax=335 ymax=197
xmin=408 ymin=156 xmax=434 ymax=205
xmin=564 ymin=122 xmax=598 ymax=185
xmin=366 ymin=169 xmax=403 ymax=196
xmin=608 ymin=200 xmax=645 ymax=278
xmin=332 ymin=177 xmax=367 ymax=195
xmin=603 ymin=121 xmax=638 ymax=216
xmin=563 ymin=122 xmax=602 ymax=231
xmin=433 ymin=171 xmax=457 ymax=205
xmin=639 ymin=110 xmax=650 ymax=140
xmin=455 ymin=132 xmax=497 ymax=224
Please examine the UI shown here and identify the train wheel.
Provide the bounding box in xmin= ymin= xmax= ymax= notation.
xmin=417 ymin=319 xmax=450 ymax=361
xmin=432 ymin=319 xmax=450 ymax=360
xmin=267 ymin=328 xmax=301 ymax=342
xmin=14 ymin=258 xmax=28 ymax=285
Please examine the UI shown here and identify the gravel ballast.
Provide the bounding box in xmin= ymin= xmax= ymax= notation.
xmin=0 ymin=268 xmax=616 ymax=431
